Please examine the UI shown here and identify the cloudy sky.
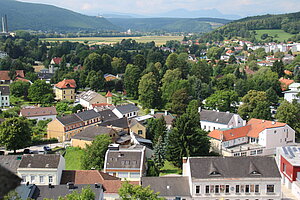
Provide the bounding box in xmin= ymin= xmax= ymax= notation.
xmin=19 ymin=0 xmax=300 ymax=17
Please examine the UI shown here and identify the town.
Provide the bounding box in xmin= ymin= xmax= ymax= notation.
xmin=1 ymin=1 xmax=300 ymax=200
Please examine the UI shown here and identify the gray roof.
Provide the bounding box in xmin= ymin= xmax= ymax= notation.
xmin=200 ymin=109 xmax=234 ymax=124
xmin=105 ymin=150 xmax=143 ymax=169
xmin=33 ymin=184 xmax=103 ymax=200
xmin=115 ymin=104 xmax=139 ymax=114
xmin=100 ymin=117 xmax=129 ymax=129
xmin=98 ymin=109 xmax=118 ymax=122
xmin=18 ymin=154 xmax=61 ymax=169
xmin=79 ymin=90 xmax=105 ymax=102
xmin=0 ymin=155 xmax=22 ymax=173
xmin=142 ymin=176 xmax=191 ymax=197
xmin=72 ymin=126 xmax=114 ymax=141
xmin=75 ymin=109 xmax=100 ymax=121
xmin=189 ymin=156 xmax=281 ymax=179
xmin=0 ymin=86 xmax=9 ymax=95
xmin=57 ymin=114 xmax=82 ymax=126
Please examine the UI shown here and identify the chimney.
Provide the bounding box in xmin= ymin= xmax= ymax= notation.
xmin=164 ymin=110 xmax=168 ymax=116
xmin=198 ymin=107 xmax=202 ymax=113
xmin=182 ymin=157 xmax=188 ymax=164
xmin=150 ymin=109 xmax=155 ymax=115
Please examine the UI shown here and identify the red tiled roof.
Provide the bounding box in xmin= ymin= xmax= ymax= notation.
xmin=52 ymin=57 xmax=62 ymax=65
xmin=106 ymin=91 xmax=113 ymax=97
xmin=279 ymin=78 xmax=294 ymax=91
xmin=92 ymin=103 xmax=112 ymax=108
xmin=0 ymin=70 xmax=25 ymax=80
xmin=60 ymin=170 xmax=138 ymax=193
xmin=284 ymin=70 xmax=293 ymax=76
xmin=20 ymin=107 xmax=57 ymax=117
xmin=15 ymin=77 xmax=31 ymax=83
xmin=55 ymin=79 xmax=76 ymax=89
xmin=209 ymin=118 xmax=287 ymax=140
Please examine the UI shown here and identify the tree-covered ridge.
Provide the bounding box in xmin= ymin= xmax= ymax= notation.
xmin=0 ymin=0 xmax=119 ymax=32
xmin=200 ymin=11 xmax=300 ymax=42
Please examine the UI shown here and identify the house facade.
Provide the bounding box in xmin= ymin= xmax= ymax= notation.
xmin=0 ymin=85 xmax=10 ymax=107
xmin=20 ymin=107 xmax=57 ymax=121
xmin=79 ymin=90 xmax=111 ymax=109
xmin=0 ymin=70 xmax=25 ymax=84
xmin=104 ymin=144 xmax=146 ymax=181
xmin=199 ymin=108 xmax=245 ymax=132
xmin=17 ymin=154 xmax=65 ymax=186
xmin=112 ymin=104 xmax=139 ymax=119
xmin=54 ymin=79 xmax=76 ymax=101
xmin=283 ymin=82 xmax=300 ymax=103
xmin=209 ymin=119 xmax=295 ymax=157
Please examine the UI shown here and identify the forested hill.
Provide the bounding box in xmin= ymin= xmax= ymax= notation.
xmin=108 ymin=18 xmax=231 ymax=33
xmin=0 ymin=0 xmax=119 ymax=32
xmin=200 ymin=11 xmax=300 ymax=42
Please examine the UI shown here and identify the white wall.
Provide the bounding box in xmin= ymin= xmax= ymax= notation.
xmin=284 ymin=92 xmax=300 ymax=103
xmin=18 ymin=169 xmax=59 ymax=185
xmin=26 ymin=115 xmax=56 ymax=121
xmin=263 ymin=125 xmax=295 ymax=149
xmin=200 ymin=121 xmax=229 ymax=132
xmin=222 ymin=137 xmax=248 ymax=148
xmin=0 ymin=95 xmax=10 ymax=107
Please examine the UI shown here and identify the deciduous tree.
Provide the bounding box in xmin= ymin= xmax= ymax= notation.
xmin=138 ymin=72 xmax=160 ymax=109
xmin=28 ymin=80 xmax=54 ymax=103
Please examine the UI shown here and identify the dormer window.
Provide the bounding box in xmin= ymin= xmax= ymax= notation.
xmin=250 ymin=170 xmax=261 ymax=175
xmin=210 ymin=171 xmax=221 ymax=176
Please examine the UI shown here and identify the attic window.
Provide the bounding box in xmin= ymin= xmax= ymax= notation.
xmin=250 ymin=171 xmax=261 ymax=175
xmin=210 ymin=171 xmax=221 ymax=176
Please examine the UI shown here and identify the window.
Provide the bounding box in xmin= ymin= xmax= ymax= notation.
xmin=267 ymin=185 xmax=274 ymax=193
xmin=49 ymin=176 xmax=53 ymax=183
xmin=283 ymin=163 xmax=286 ymax=172
xmin=255 ymin=185 xmax=259 ymax=193
xmin=257 ymin=150 xmax=263 ymax=154
xmin=204 ymin=125 xmax=206 ymax=129
xmin=63 ymin=91 xmax=65 ymax=94
xmin=30 ymin=175 xmax=35 ymax=183
xmin=225 ymin=185 xmax=230 ymax=193
xmin=236 ymin=185 xmax=240 ymax=193
xmin=129 ymin=173 xmax=140 ymax=178
xmin=196 ymin=185 xmax=200 ymax=194
xmin=205 ymin=185 xmax=210 ymax=194
xmin=118 ymin=172 xmax=128 ymax=178
xmin=40 ymin=176 xmax=44 ymax=183
xmin=138 ymin=130 xmax=143 ymax=135
xmin=22 ymin=176 xmax=26 ymax=183
xmin=245 ymin=185 xmax=250 ymax=193
xmin=233 ymin=153 xmax=240 ymax=157
xmin=250 ymin=150 xmax=256 ymax=155
xmin=63 ymin=96 xmax=65 ymax=99
xmin=241 ymin=152 xmax=247 ymax=156
xmin=215 ymin=185 xmax=219 ymax=194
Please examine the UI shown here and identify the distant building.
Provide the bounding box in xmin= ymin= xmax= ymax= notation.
xmin=112 ymin=104 xmax=139 ymax=119
xmin=79 ymin=90 xmax=111 ymax=110
xmin=54 ymin=79 xmax=76 ymax=101
xmin=0 ymin=51 xmax=8 ymax=59
xmin=20 ymin=107 xmax=57 ymax=121
xmin=283 ymin=82 xmax=300 ymax=103
xmin=0 ymin=85 xmax=10 ymax=107
xmin=0 ymin=70 xmax=25 ymax=84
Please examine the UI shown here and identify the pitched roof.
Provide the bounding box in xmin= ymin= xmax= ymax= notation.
xmin=0 ymin=86 xmax=9 ymax=95
xmin=200 ymin=109 xmax=234 ymax=125
xmin=75 ymin=109 xmax=100 ymax=121
xmin=115 ymin=104 xmax=139 ymax=114
xmin=57 ymin=113 xmax=82 ymax=126
xmin=98 ymin=109 xmax=118 ymax=122
xmin=208 ymin=125 xmax=251 ymax=141
xmin=141 ymin=176 xmax=191 ymax=197
xmin=55 ymin=79 xmax=76 ymax=89
xmin=72 ymin=126 xmax=115 ymax=141
xmin=20 ymin=107 xmax=57 ymax=117
xmin=100 ymin=117 xmax=129 ymax=129
xmin=105 ymin=91 xmax=113 ymax=97
xmin=105 ymin=149 xmax=143 ymax=169
xmin=60 ymin=170 xmax=122 ymax=193
xmin=0 ymin=155 xmax=22 ymax=173
xmin=51 ymin=57 xmax=62 ymax=65
xmin=153 ymin=113 xmax=175 ymax=125
xmin=18 ymin=154 xmax=61 ymax=169
xmin=189 ymin=156 xmax=281 ymax=179
xmin=15 ymin=77 xmax=31 ymax=83
xmin=0 ymin=70 xmax=26 ymax=80
xmin=79 ymin=90 xmax=105 ymax=102
xmin=279 ymin=78 xmax=294 ymax=91
xmin=246 ymin=118 xmax=287 ymax=138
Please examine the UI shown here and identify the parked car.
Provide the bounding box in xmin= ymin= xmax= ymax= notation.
xmin=23 ymin=149 xmax=31 ymax=154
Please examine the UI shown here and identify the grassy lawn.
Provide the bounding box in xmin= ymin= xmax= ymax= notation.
xmin=43 ymin=35 xmax=183 ymax=46
xmin=160 ymin=161 xmax=182 ymax=176
xmin=64 ymin=147 xmax=85 ymax=170
xmin=254 ymin=29 xmax=294 ymax=42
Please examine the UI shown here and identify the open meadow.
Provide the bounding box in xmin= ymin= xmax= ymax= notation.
xmin=43 ymin=35 xmax=183 ymax=46
xmin=254 ymin=29 xmax=294 ymax=42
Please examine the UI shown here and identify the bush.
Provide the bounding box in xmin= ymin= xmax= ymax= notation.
xmin=30 ymin=138 xmax=58 ymax=146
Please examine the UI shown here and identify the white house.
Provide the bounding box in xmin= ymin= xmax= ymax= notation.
xmin=0 ymin=86 xmax=10 ymax=107
xmin=142 ymin=156 xmax=282 ymax=200
xmin=112 ymin=104 xmax=139 ymax=119
xmin=17 ymin=154 xmax=65 ymax=185
xmin=20 ymin=107 xmax=57 ymax=121
xmin=199 ymin=108 xmax=245 ymax=132
xmin=208 ymin=118 xmax=295 ymax=157
xmin=0 ymin=51 xmax=8 ymax=59
xmin=283 ymin=82 xmax=300 ymax=103
xmin=78 ymin=90 xmax=112 ymax=110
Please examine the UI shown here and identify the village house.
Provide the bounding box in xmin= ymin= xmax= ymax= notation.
xmin=54 ymin=79 xmax=76 ymax=101
xmin=112 ymin=104 xmax=139 ymax=119
xmin=0 ymin=70 xmax=25 ymax=84
xmin=199 ymin=108 xmax=245 ymax=132
xmin=129 ymin=115 xmax=153 ymax=138
xmin=103 ymin=144 xmax=146 ymax=181
xmin=0 ymin=50 xmax=8 ymax=59
xmin=20 ymin=106 xmax=57 ymax=121
xmin=47 ymin=109 xmax=102 ymax=142
xmin=104 ymin=74 xmax=118 ymax=81
xmin=142 ymin=156 xmax=281 ymax=200
xmin=17 ymin=154 xmax=65 ymax=186
xmin=279 ymin=78 xmax=294 ymax=91
xmin=152 ymin=111 xmax=175 ymax=130
xmin=276 ymin=146 xmax=300 ymax=199
xmin=208 ymin=118 xmax=295 ymax=157
xmin=79 ymin=90 xmax=112 ymax=110
xmin=0 ymin=85 xmax=10 ymax=107
xmin=283 ymin=82 xmax=300 ymax=103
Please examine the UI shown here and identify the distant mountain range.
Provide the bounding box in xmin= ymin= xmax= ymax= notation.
xmin=0 ymin=0 xmax=119 ymax=32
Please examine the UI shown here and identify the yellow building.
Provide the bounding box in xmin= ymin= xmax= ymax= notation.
xmin=54 ymin=79 xmax=76 ymax=101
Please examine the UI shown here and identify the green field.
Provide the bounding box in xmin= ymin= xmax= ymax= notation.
xmin=64 ymin=147 xmax=84 ymax=170
xmin=160 ymin=161 xmax=182 ymax=176
xmin=254 ymin=29 xmax=294 ymax=42
xmin=43 ymin=35 xmax=183 ymax=46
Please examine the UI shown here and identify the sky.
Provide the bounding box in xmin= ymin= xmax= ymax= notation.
xmin=19 ymin=0 xmax=300 ymax=17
